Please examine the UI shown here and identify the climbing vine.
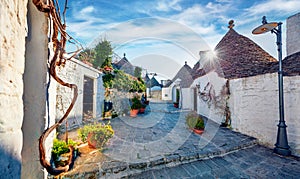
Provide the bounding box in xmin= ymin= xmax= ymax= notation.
xmin=32 ymin=0 xmax=81 ymax=176
xmin=197 ymin=80 xmax=231 ymax=126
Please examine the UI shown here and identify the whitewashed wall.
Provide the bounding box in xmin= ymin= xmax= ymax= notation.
xmin=162 ymin=87 xmax=172 ymax=101
xmin=0 ymin=0 xmax=28 ymax=178
xmin=192 ymin=72 xmax=227 ymax=124
xmin=181 ymin=88 xmax=193 ymax=110
xmin=56 ymin=58 xmax=101 ymax=130
xmin=229 ymin=73 xmax=300 ymax=156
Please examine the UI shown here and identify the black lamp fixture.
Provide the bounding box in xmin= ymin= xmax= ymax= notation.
xmin=252 ymin=16 xmax=291 ymax=156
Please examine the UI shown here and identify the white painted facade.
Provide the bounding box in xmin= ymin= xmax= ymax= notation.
xmin=181 ymin=88 xmax=194 ymax=110
xmin=229 ymin=73 xmax=300 ymax=156
xmin=1 ymin=0 xmax=29 ymax=178
xmin=192 ymin=71 xmax=227 ymax=124
xmin=193 ymin=71 xmax=300 ymax=156
xmin=56 ymin=58 xmax=103 ymax=130
xmin=162 ymin=87 xmax=172 ymax=101
xmin=162 ymin=78 xmax=194 ymax=110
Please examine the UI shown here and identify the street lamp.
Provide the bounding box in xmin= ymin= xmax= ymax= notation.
xmin=252 ymin=16 xmax=291 ymax=156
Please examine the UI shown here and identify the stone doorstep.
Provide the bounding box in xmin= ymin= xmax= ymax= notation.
xmin=98 ymin=137 xmax=259 ymax=178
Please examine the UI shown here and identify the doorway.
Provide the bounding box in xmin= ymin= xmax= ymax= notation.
xmin=193 ymin=88 xmax=197 ymax=111
xmin=83 ymin=76 xmax=94 ymax=120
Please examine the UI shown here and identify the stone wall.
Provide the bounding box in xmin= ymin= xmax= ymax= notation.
xmin=0 ymin=0 xmax=28 ymax=178
xmin=229 ymin=73 xmax=300 ymax=156
xmin=192 ymin=71 xmax=228 ymax=124
xmin=181 ymin=88 xmax=194 ymax=110
xmin=56 ymin=58 xmax=102 ymax=131
xmin=162 ymin=87 xmax=172 ymax=101
xmin=287 ymin=12 xmax=300 ymax=56
xmin=22 ymin=1 xmax=58 ymax=178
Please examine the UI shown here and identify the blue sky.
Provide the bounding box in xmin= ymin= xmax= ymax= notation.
xmin=65 ymin=0 xmax=300 ymax=78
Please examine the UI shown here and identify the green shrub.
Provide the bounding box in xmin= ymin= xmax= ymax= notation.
xmin=78 ymin=122 xmax=114 ymax=149
xmin=131 ymin=95 xmax=142 ymax=109
xmin=176 ymin=89 xmax=180 ymax=103
xmin=186 ymin=112 xmax=205 ymax=130
xmin=51 ymin=138 xmax=78 ymax=161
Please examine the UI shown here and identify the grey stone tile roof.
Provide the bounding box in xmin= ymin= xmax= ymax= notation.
xmin=271 ymin=51 xmax=300 ymax=76
xmin=113 ymin=55 xmax=135 ymax=75
xmin=193 ymin=29 xmax=278 ymax=79
xmin=170 ymin=62 xmax=194 ymax=88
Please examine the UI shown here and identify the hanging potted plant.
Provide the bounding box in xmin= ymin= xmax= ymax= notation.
xmin=130 ymin=95 xmax=142 ymax=117
xmin=51 ymin=138 xmax=78 ymax=168
xmin=186 ymin=112 xmax=205 ymax=135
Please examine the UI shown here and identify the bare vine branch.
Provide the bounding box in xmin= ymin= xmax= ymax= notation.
xmin=32 ymin=0 xmax=82 ymax=176
xmin=63 ymin=0 xmax=68 ymax=25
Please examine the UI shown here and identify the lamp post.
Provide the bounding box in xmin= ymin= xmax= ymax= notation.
xmin=252 ymin=16 xmax=291 ymax=156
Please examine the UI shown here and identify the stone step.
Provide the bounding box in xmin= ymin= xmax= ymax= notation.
xmin=62 ymin=131 xmax=258 ymax=178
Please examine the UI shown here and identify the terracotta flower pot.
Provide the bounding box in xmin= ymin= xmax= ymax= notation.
xmin=130 ymin=109 xmax=139 ymax=117
xmin=139 ymin=108 xmax=146 ymax=114
xmin=192 ymin=128 xmax=204 ymax=135
xmin=87 ymin=132 xmax=106 ymax=149
xmin=87 ymin=132 xmax=97 ymax=148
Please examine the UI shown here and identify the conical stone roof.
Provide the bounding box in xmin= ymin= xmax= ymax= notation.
xmin=193 ymin=28 xmax=278 ymax=79
xmin=171 ymin=61 xmax=194 ymax=88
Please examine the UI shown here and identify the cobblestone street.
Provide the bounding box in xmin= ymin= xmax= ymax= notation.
xmin=126 ymin=145 xmax=300 ymax=179
xmin=64 ymin=102 xmax=300 ymax=178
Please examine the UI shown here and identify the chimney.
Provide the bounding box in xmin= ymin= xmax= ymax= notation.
xmin=287 ymin=12 xmax=300 ymax=56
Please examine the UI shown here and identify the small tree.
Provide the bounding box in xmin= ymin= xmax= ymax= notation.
xmin=93 ymin=39 xmax=113 ymax=69
xmin=134 ymin=66 xmax=142 ymax=78
xmin=78 ymin=48 xmax=95 ymax=63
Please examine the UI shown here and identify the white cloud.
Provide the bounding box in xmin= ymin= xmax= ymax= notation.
xmin=79 ymin=6 xmax=95 ymax=15
xmin=156 ymin=0 xmax=182 ymax=12
xmin=246 ymin=0 xmax=300 ymax=16
xmin=66 ymin=0 xmax=298 ymax=68
xmin=169 ymin=3 xmax=232 ymax=36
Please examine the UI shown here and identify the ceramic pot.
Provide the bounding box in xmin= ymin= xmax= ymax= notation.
xmin=130 ymin=109 xmax=139 ymax=117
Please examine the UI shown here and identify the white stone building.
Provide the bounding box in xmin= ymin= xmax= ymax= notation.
xmin=56 ymin=57 xmax=104 ymax=131
xmin=0 ymin=1 xmax=104 ymax=178
xmin=162 ymin=61 xmax=194 ymax=109
xmin=192 ymin=19 xmax=300 ymax=156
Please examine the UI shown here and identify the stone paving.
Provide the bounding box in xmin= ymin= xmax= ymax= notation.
xmin=63 ymin=102 xmax=263 ymax=178
xmin=126 ymin=145 xmax=300 ymax=179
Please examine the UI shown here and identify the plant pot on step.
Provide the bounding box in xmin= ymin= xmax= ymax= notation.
xmin=186 ymin=112 xmax=205 ymax=135
xmin=192 ymin=128 xmax=204 ymax=135
xmin=87 ymin=132 xmax=105 ymax=149
xmin=173 ymin=102 xmax=179 ymax=108
xmin=139 ymin=108 xmax=146 ymax=114
xmin=130 ymin=109 xmax=139 ymax=117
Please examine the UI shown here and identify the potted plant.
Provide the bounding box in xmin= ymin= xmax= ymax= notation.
xmin=173 ymin=89 xmax=180 ymax=108
xmin=51 ymin=138 xmax=78 ymax=168
xmin=139 ymin=103 xmax=147 ymax=114
xmin=103 ymin=110 xmax=112 ymax=120
xmin=186 ymin=112 xmax=205 ymax=135
xmin=143 ymin=93 xmax=149 ymax=105
xmin=130 ymin=95 xmax=142 ymax=117
xmin=78 ymin=122 xmax=114 ymax=149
